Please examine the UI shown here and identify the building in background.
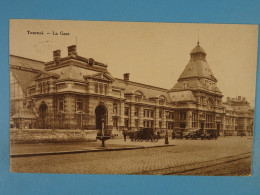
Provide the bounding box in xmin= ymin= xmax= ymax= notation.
xmin=10 ymin=43 xmax=254 ymax=136
xmin=10 ymin=55 xmax=44 ymax=129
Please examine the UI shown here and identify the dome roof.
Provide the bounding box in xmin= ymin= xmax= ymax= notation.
xmin=190 ymin=42 xmax=206 ymax=54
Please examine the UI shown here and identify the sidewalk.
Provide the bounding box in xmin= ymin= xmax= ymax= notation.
xmin=10 ymin=138 xmax=175 ymax=157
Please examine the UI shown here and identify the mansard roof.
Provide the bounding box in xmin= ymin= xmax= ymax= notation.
xmin=168 ymin=90 xmax=197 ymax=102
xmin=178 ymin=59 xmax=217 ymax=82
xmin=113 ymin=78 xmax=170 ymax=101
xmin=177 ymin=43 xmax=217 ymax=82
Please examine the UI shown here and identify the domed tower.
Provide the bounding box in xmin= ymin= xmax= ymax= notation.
xmin=168 ymin=42 xmax=224 ymax=135
xmin=170 ymin=42 xmax=222 ymax=95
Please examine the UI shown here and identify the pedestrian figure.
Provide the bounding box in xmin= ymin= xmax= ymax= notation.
xmin=123 ymin=130 xmax=127 ymax=141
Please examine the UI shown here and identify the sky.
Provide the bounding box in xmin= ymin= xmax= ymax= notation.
xmin=9 ymin=19 xmax=258 ymax=106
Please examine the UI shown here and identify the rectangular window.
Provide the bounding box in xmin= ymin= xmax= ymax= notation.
xmin=144 ymin=110 xmax=146 ymax=117
xmin=192 ymin=112 xmax=197 ymax=128
xmin=135 ymin=119 xmax=139 ymax=128
xmin=104 ymin=84 xmax=108 ymax=94
xmin=150 ymin=111 xmax=154 ymax=118
xmin=134 ymin=108 xmax=139 ymax=117
xmin=113 ymin=103 xmax=118 ymax=114
xmin=159 ymin=111 xmax=162 ymax=118
xmin=39 ymin=83 xmax=42 ymax=93
xmin=124 ymin=107 xmax=129 ymax=116
xmin=47 ymin=81 xmax=50 ymax=92
xmin=124 ymin=119 xmax=129 ymax=128
xmin=171 ymin=112 xmax=174 ymax=119
xmin=94 ymin=83 xmax=98 ymax=93
xmin=99 ymin=84 xmax=103 ymax=94
xmin=76 ymin=100 xmax=82 ymax=111
xmin=206 ymin=114 xmax=214 ymax=129
xmin=159 ymin=121 xmax=162 ymax=128
xmin=180 ymin=112 xmax=186 ymax=120
xmin=59 ymin=100 xmax=64 ymax=110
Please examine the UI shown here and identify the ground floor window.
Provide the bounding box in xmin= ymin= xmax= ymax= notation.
xmin=167 ymin=122 xmax=174 ymax=130
xmin=192 ymin=112 xmax=198 ymax=128
xmin=206 ymin=114 xmax=214 ymax=129
xmin=124 ymin=119 xmax=129 ymax=128
xmin=143 ymin=120 xmax=154 ymax=128
xmin=135 ymin=119 xmax=139 ymax=128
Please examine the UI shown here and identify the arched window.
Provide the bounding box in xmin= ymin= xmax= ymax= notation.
xmin=104 ymin=84 xmax=108 ymax=94
xmin=39 ymin=83 xmax=42 ymax=93
xmin=94 ymin=83 xmax=98 ymax=93
xmin=99 ymin=84 xmax=103 ymax=94
xmin=47 ymin=81 xmax=50 ymax=92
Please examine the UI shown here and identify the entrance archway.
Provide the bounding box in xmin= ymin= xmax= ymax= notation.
xmin=39 ymin=103 xmax=48 ymax=129
xmin=95 ymin=104 xmax=107 ymax=130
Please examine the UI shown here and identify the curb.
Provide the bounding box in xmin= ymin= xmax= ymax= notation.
xmin=10 ymin=144 xmax=175 ymax=158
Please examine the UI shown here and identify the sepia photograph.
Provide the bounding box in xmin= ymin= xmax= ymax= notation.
xmin=9 ymin=19 xmax=258 ymax=176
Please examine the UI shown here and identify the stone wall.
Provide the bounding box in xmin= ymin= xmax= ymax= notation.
xmin=10 ymin=129 xmax=98 ymax=144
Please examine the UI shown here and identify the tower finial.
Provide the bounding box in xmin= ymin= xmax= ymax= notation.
xmin=198 ymin=24 xmax=200 ymax=45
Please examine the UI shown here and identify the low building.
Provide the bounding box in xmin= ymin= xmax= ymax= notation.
xmin=10 ymin=43 xmax=254 ymax=136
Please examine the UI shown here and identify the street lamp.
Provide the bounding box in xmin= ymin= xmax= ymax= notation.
xmin=96 ymin=115 xmax=111 ymax=147
xmin=165 ymin=129 xmax=169 ymax=144
xmin=165 ymin=113 xmax=169 ymax=144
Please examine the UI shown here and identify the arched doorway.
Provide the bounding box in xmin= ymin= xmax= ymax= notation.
xmin=39 ymin=103 xmax=48 ymax=129
xmin=95 ymin=104 xmax=107 ymax=130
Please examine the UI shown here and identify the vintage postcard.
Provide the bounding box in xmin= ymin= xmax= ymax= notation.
xmin=9 ymin=19 xmax=258 ymax=175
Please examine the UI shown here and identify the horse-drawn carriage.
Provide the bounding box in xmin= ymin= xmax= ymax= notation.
xmin=129 ymin=128 xmax=159 ymax=142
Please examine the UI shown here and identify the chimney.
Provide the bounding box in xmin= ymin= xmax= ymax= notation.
xmin=238 ymin=96 xmax=241 ymax=100
xmin=53 ymin=50 xmax=61 ymax=64
xmin=242 ymin=97 xmax=246 ymax=101
xmin=88 ymin=58 xmax=94 ymax=66
xmin=68 ymin=45 xmax=77 ymax=57
xmin=124 ymin=73 xmax=130 ymax=81
xmin=227 ymin=97 xmax=230 ymax=101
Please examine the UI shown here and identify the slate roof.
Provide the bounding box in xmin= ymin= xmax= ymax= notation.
xmin=10 ymin=55 xmax=45 ymax=71
xmin=113 ymin=78 xmax=170 ymax=101
xmin=11 ymin=69 xmax=39 ymax=91
xmin=178 ymin=59 xmax=217 ymax=82
xmin=168 ymin=90 xmax=197 ymax=102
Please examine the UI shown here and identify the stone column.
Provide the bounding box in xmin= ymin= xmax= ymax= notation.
xmin=222 ymin=115 xmax=226 ymax=136
xmin=106 ymin=102 xmax=113 ymax=128
xmin=85 ymin=97 xmax=95 ymax=130
xmin=243 ymin=118 xmax=248 ymax=134
xmin=162 ymin=109 xmax=166 ymax=130
xmin=139 ymin=106 xmax=144 ymax=128
xmin=186 ymin=110 xmax=192 ymax=129
xmin=64 ymin=94 xmax=76 ymax=129
xmin=119 ymin=101 xmax=125 ymax=130
xmin=155 ymin=107 xmax=159 ymax=129
xmin=130 ymin=104 xmax=135 ymax=130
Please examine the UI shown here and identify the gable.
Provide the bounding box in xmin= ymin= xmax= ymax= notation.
xmin=34 ymin=71 xmax=60 ymax=81
xmin=84 ymin=72 xmax=114 ymax=82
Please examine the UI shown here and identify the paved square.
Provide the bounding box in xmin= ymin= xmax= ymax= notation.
xmin=10 ymin=137 xmax=253 ymax=175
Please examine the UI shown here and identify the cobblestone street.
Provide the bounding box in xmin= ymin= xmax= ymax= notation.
xmin=10 ymin=137 xmax=253 ymax=176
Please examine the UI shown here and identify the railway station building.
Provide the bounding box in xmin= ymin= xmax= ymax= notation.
xmin=10 ymin=43 xmax=254 ymax=136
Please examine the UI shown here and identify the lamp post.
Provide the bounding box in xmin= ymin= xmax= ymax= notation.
xmin=101 ymin=117 xmax=105 ymax=147
xmin=165 ymin=113 xmax=169 ymax=144
xmin=165 ymin=128 xmax=169 ymax=144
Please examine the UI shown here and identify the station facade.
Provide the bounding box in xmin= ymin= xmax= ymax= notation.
xmin=10 ymin=43 xmax=254 ymax=136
